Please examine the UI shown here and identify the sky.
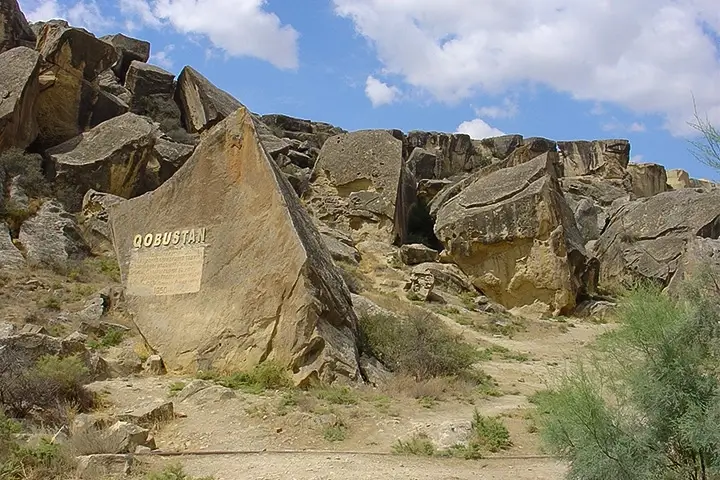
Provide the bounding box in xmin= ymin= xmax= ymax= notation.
xmin=17 ymin=0 xmax=720 ymax=181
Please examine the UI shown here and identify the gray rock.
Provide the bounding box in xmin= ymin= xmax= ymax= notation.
xmin=558 ymin=139 xmax=630 ymax=178
xmin=18 ymin=200 xmax=87 ymax=269
xmin=76 ymin=454 xmax=134 ymax=478
xmin=404 ymin=131 xmax=488 ymax=178
xmin=350 ymin=294 xmax=399 ymax=320
xmin=0 ymin=47 xmax=42 ymax=151
xmin=87 ymin=89 xmax=129 ymax=129
xmin=47 ymin=112 xmax=160 ymax=211
xmin=404 ymin=272 xmax=435 ymax=301
xmin=97 ymin=69 xmax=130 ymax=100
xmin=118 ymin=402 xmax=174 ymax=428
xmin=399 ymin=243 xmax=439 ymax=266
xmin=666 ymin=237 xmax=720 ymax=294
xmin=0 ymin=221 xmax=25 ymax=270
xmin=175 ymin=66 xmax=242 ymax=133
xmin=0 ymin=322 xmax=16 ymax=337
xmin=627 ymin=162 xmax=668 ymax=198
xmin=64 ymin=331 xmax=89 ymax=343
xmin=575 ymin=300 xmax=616 ymax=319
xmin=80 ymin=189 xmax=125 ymax=255
xmin=0 ymin=0 xmax=35 ymax=53
xmin=177 ymin=380 xmax=236 ymax=404
xmin=411 ymin=263 xmax=476 ymax=295
xmin=106 ymin=421 xmax=150 ymax=454
xmin=594 ymin=188 xmax=720 ymax=287
xmin=144 ymin=354 xmax=166 ymax=375
xmin=321 ymin=233 xmax=361 ymax=266
xmin=0 ymin=332 xmax=87 ymax=371
xmin=417 ymin=179 xmax=453 ymax=205
xmin=100 ymin=33 xmax=151 ymax=81
xmin=148 ymin=137 xmax=195 ymax=187
xmin=406 ymin=147 xmax=437 ymax=180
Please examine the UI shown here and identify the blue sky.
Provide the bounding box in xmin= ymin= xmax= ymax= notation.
xmin=18 ymin=0 xmax=720 ymax=180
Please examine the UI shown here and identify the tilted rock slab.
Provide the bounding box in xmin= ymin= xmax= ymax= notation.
xmin=558 ymin=139 xmax=630 ymax=178
xmin=47 ymin=112 xmax=160 ymax=211
xmin=434 ymin=153 xmax=594 ymax=314
xmin=0 ymin=47 xmax=42 ymax=151
xmin=108 ymin=107 xmax=361 ymax=385
xmin=175 ymin=66 xmax=241 ymax=134
xmin=307 ymin=130 xmax=410 ymax=243
xmin=35 ymin=21 xmax=118 ymax=148
xmin=0 ymin=221 xmax=25 ymax=270
xmin=627 ymin=162 xmax=668 ymax=198
xmin=593 ymin=188 xmax=720 ymax=287
xmin=19 ymin=200 xmax=88 ymax=269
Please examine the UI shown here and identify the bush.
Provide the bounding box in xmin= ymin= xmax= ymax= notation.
xmin=312 ymin=384 xmax=358 ymax=405
xmin=358 ymin=312 xmax=478 ymax=380
xmin=0 ymin=354 xmax=95 ymax=424
xmin=468 ymin=410 xmax=511 ymax=453
xmin=145 ymin=464 xmax=215 ymax=480
xmin=393 ymin=433 xmax=436 ymax=456
xmin=535 ymin=278 xmax=720 ymax=480
xmin=0 ymin=433 xmax=75 ymax=480
xmin=198 ymin=361 xmax=292 ymax=394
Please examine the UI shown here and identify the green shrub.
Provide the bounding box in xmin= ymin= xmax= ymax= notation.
xmin=468 ymin=410 xmax=511 ymax=453
xmin=535 ymin=277 xmax=720 ymax=480
xmin=323 ymin=424 xmax=348 ymax=442
xmin=312 ymin=385 xmax=358 ymax=405
xmin=198 ymin=361 xmax=292 ymax=394
xmin=358 ymin=312 xmax=478 ymax=380
xmin=392 ymin=433 xmax=436 ymax=456
xmin=0 ymin=436 xmax=75 ymax=480
xmin=145 ymin=464 xmax=215 ymax=480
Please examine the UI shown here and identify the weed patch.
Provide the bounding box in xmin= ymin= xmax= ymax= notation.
xmin=197 ymin=361 xmax=292 ymax=394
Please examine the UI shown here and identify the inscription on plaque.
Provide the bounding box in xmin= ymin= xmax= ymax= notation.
xmin=126 ymin=228 xmax=208 ymax=297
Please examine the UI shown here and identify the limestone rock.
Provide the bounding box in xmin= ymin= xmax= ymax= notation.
xmin=558 ymin=140 xmax=630 ymax=178
xmin=417 ymin=179 xmax=453 ymax=204
xmin=87 ymin=89 xmax=129 ymax=129
xmin=175 ymin=66 xmax=241 ymax=133
xmin=144 ymin=354 xmax=166 ymax=375
xmin=0 ymin=322 xmax=17 ymax=337
xmin=667 ymin=237 xmax=720 ymax=294
xmin=0 ymin=332 xmax=87 ymax=371
xmin=100 ymin=33 xmax=151 ymax=81
xmin=47 ymin=112 xmax=160 ymax=211
xmin=260 ymin=113 xmax=345 ymax=152
xmin=97 ymin=69 xmax=130 ymax=101
xmin=628 ymin=163 xmax=667 ymax=198
xmin=667 ymin=169 xmax=715 ymax=190
xmin=308 ymin=130 xmax=406 ymax=242
xmin=176 ymin=379 xmax=236 ymax=404
xmin=435 ymin=153 xmax=594 ymax=314
xmin=0 ymin=221 xmax=25 ymax=270
xmin=476 ymin=135 xmax=524 ymax=160
xmin=318 ymin=223 xmax=361 ymax=266
xmin=350 ymin=293 xmax=399 ymax=321
xmin=404 ymin=272 xmax=435 ymax=301
xmin=0 ymin=0 xmax=35 ymax=53
xmin=76 ymin=454 xmax=134 ymax=478
xmin=118 ymin=402 xmax=174 ymax=428
xmin=0 ymin=47 xmax=42 ymax=151
xmin=593 ymin=188 xmax=720 ymax=287
xmin=80 ymin=189 xmax=125 ymax=255
xmin=148 ymin=137 xmax=195 ymax=188
xmin=404 ymin=131 xmax=489 ymax=178
xmin=411 ymin=263 xmax=476 ymax=295
xmin=407 ymin=147 xmax=438 ymax=180
xmin=108 ymin=107 xmax=361 ymax=385
xmin=34 ymin=22 xmax=118 ymax=148
xmin=106 ymin=421 xmax=150 ymax=453
xmin=18 ymin=200 xmax=87 ymax=269
xmin=399 ymin=243 xmax=439 ymax=265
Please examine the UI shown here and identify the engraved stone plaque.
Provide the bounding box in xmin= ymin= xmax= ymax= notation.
xmin=126 ymin=245 xmax=205 ymax=296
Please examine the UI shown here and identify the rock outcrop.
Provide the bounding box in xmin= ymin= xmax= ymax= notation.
xmin=0 ymin=0 xmax=35 ymax=53
xmin=80 ymin=189 xmax=125 ymax=255
xmin=307 ymin=130 xmax=407 ymax=243
xmin=108 ymin=107 xmax=361 ymax=385
xmin=435 ymin=153 xmax=594 ymax=314
xmin=627 ymin=163 xmax=667 ymax=198
xmin=558 ymin=140 xmax=630 ymax=178
xmin=0 ymin=221 xmax=25 ymax=269
xmin=34 ymin=21 xmax=119 ymax=148
xmin=47 ymin=112 xmax=160 ymax=211
xmin=667 ymin=169 xmax=715 ymax=190
xmin=101 ymin=33 xmax=151 ymax=81
xmin=593 ymin=188 xmax=720 ymax=288
xmin=175 ymin=66 xmax=241 ymax=134
xmin=18 ymin=200 xmax=87 ymax=269
xmin=0 ymin=47 xmax=42 ymax=151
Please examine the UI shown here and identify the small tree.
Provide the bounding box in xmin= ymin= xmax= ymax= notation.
xmin=535 ymin=276 xmax=720 ymax=480
xmin=688 ymin=101 xmax=720 ymax=174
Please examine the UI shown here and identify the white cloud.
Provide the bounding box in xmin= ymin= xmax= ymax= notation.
xmin=456 ymin=118 xmax=505 ymax=139
xmin=601 ymin=118 xmax=647 ymax=133
xmin=630 ymin=154 xmax=645 ymax=163
xmin=474 ymin=97 xmax=518 ymax=119
xmin=22 ymin=0 xmax=112 ymax=31
xmin=125 ymin=0 xmax=299 ymax=69
xmin=151 ymin=44 xmax=175 ymax=70
xmin=629 ymin=122 xmax=646 ymax=132
xmin=365 ymin=75 xmax=401 ymax=107
xmin=333 ymin=0 xmax=720 ymax=136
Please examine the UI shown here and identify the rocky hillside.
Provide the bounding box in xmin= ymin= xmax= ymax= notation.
xmin=2 ymin=0 xmax=719 ymax=387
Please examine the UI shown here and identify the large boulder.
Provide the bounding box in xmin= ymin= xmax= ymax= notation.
xmin=0 ymin=0 xmax=35 ymax=53
xmin=80 ymin=189 xmax=125 ymax=255
xmin=100 ymin=33 xmax=151 ymax=81
xmin=47 ymin=112 xmax=160 ymax=211
xmin=18 ymin=200 xmax=87 ymax=269
xmin=558 ymin=139 xmax=630 ymax=178
xmin=666 ymin=237 xmax=720 ymax=294
xmin=34 ymin=22 xmax=118 ymax=148
xmin=307 ymin=130 xmax=408 ymax=243
xmin=404 ymin=131 xmax=490 ymax=178
xmin=593 ymin=188 xmax=720 ymax=288
xmin=175 ymin=66 xmax=241 ymax=134
xmin=0 ymin=47 xmax=42 ymax=151
xmin=434 ymin=153 xmax=594 ymax=314
xmin=627 ymin=163 xmax=667 ymax=198
xmin=107 ymin=107 xmax=361 ymax=385
xmin=667 ymin=169 xmax=715 ymax=190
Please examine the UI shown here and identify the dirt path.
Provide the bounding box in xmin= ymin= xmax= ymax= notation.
xmin=179 ymin=452 xmax=567 ymax=480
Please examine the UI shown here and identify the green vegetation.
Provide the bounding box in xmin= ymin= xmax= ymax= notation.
xmin=689 ymin=103 xmax=720 ymax=173
xmin=467 ymin=410 xmax=511 ymax=453
xmin=478 ymin=344 xmax=530 ymax=363
xmin=534 ymin=277 xmax=720 ymax=480
xmin=168 ymin=381 xmax=187 ymax=396
xmin=312 ymin=384 xmax=358 ymax=405
xmin=87 ymin=326 xmax=126 ymax=350
xmin=335 ymin=260 xmax=370 ymax=294
xmin=146 ymin=464 xmax=215 ymax=480
xmin=393 ymin=432 xmax=436 ymax=456
xmin=358 ymin=312 xmax=478 ymax=380
xmin=323 ymin=423 xmax=348 ymax=442
xmin=197 ymin=361 xmax=292 ymax=394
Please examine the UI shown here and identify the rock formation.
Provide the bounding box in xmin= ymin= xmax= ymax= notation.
xmin=108 ymin=107 xmax=361 ymax=385
xmin=0 ymin=47 xmax=42 ymax=151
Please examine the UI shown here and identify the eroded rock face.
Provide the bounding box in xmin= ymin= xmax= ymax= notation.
xmin=175 ymin=66 xmax=241 ymax=134
xmin=627 ymin=163 xmax=667 ymax=198
xmin=47 ymin=112 xmax=160 ymax=211
xmin=667 ymin=169 xmax=715 ymax=190
xmin=80 ymin=189 xmax=125 ymax=255
xmin=108 ymin=107 xmax=361 ymax=385
xmin=0 ymin=0 xmax=35 ymax=53
xmin=0 ymin=221 xmax=25 ymax=270
xmin=101 ymin=33 xmax=151 ymax=81
xmin=435 ymin=153 xmax=594 ymax=314
xmin=593 ymin=188 xmax=720 ymax=288
xmin=558 ymin=139 xmax=630 ymax=178
xmin=19 ymin=200 xmax=87 ymax=269
xmin=404 ymin=131 xmax=490 ymax=178
xmin=0 ymin=47 xmax=42 ymax=151
xmin=307 ymin=130 xmax=406 ymax=243
xmin=35 ymin=22 xmax=118 ymax=148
